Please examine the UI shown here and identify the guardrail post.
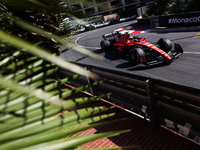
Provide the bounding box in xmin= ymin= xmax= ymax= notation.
xmin=85 ymin=66 xmax=97 ymax=97
xmin=146 ymin=79 xmax=157 ymax=129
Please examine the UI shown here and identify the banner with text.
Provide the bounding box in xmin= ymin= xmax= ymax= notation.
xmin=159 ymin=12 xmax=200 ymax=27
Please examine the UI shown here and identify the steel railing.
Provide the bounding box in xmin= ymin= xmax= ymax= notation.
xmin=58 ymin=63 xmax=200 ymax=143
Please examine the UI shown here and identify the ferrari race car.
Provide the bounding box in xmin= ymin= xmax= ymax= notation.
xmin=100 ymin=31 xmax=183 ymax=66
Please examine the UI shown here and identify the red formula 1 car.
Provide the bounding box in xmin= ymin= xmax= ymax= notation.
xmin=100 ymin=31 xmax=183 ymax=66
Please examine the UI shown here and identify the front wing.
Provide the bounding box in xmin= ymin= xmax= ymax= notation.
xmin=145 ymin=43 xmax=183 ymax=66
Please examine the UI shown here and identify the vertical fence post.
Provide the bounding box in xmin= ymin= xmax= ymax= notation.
xmin=146 ymin=79 xmax=157 ymax=129
xmin=85 ymin=66 xmax=97 ymax=97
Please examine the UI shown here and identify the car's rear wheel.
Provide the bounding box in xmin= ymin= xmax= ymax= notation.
xmin=100 ymin=40 xmax=110 ymax=51
xmin=129 ymin=48 xmax=145 ymax=65
xmin=157 ymin=38 xmax=172 ymax=53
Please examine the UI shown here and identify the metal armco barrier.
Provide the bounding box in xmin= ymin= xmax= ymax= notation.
xmin=58 ymin=64 xmax=200 ymax=143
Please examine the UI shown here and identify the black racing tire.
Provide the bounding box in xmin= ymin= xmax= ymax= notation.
xmin=100 ymin=40 xmax=110 ymax=51
xmin=157 ymin=38 xmax=172 ymax=53
xmin=129 ymin=48 xmax=145 ymax=65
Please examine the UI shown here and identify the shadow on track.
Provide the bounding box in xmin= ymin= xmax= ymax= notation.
xmin=92 ymin=49 xmax=104 ymax=54
xmin=93 ymin=49 xmax=127 ymax=61
xmin=116 ymin=61 xmax=170 ymax=71
xmin=96 ymin=49 xmax=170 ymax=71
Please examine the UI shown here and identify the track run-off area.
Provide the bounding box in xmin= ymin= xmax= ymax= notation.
xmin=60 ymin=20 xmax=200 ymax=89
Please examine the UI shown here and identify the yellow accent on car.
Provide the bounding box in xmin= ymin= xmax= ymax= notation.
xmin=118 ymin=47 xmax=123 ymax=52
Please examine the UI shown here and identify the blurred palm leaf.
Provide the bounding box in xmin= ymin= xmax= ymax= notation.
xmin=0 ymin=0 xmax=130 ymax=149
xmin=0 ymin=46 xmax=130 ymax=148
xmin=0 ymin=36 xmax=129 ymax=149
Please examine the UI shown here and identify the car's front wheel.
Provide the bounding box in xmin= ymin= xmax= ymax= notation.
xmin=156 ymin=38 xmax=172 ymax=53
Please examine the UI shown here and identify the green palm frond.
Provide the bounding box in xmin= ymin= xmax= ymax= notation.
xmin=0 ymin=47 xmax=128 ymax=149
xmin=0 ymin=0 xmax=130 ymax=149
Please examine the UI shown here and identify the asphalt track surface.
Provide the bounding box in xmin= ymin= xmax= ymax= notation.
xmin=60 ymin=20 xmax=200 ymax=89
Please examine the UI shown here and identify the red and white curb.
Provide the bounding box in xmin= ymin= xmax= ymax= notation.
xmin=114 ymin=27 xmax=149 ymax=34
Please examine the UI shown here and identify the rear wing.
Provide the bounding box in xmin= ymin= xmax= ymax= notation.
xmin=102 ymin=32 xmax=114 ymax=40
xmin=102 ymin=31 xmax=126 ymax=40
xmin=102 ymin=32 xmax=122 ymax=40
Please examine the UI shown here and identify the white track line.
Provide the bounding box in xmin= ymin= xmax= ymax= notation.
xmin=74 ymin=31 xmax=101 ymax=49
xmin=183 ymin=52 xmax=200 ymax=54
